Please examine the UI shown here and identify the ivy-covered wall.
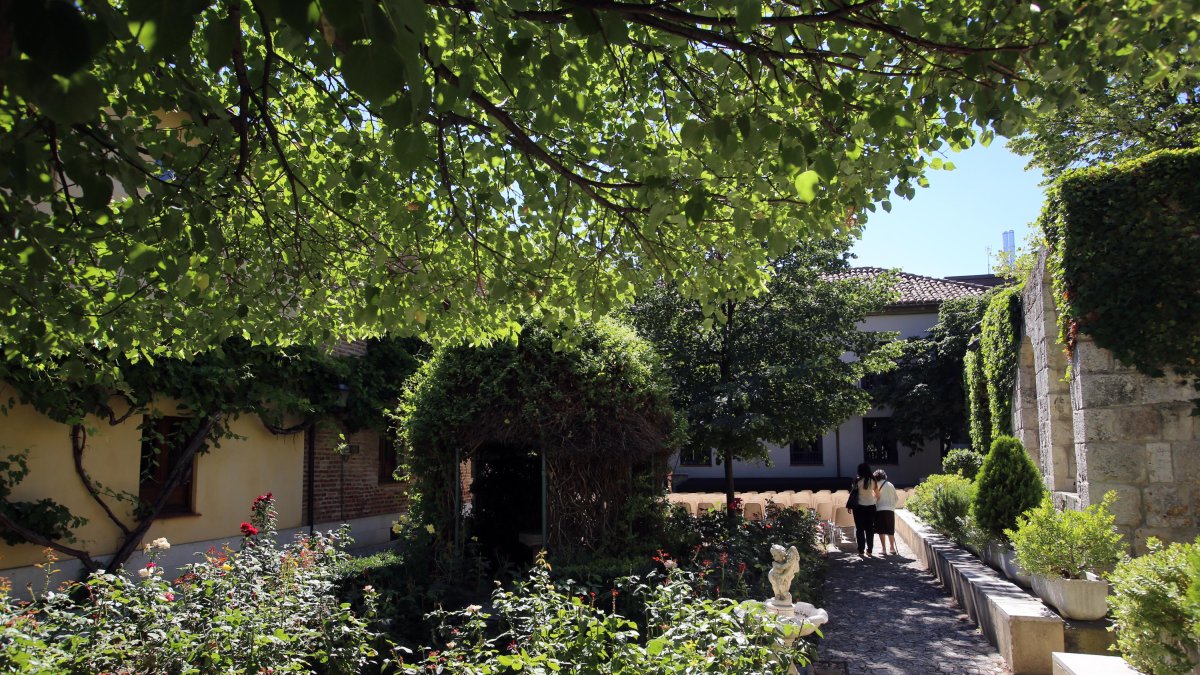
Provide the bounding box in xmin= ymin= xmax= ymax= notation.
xmin=1041 ymin=148 xmax=1200 ymax=380
xmin=964 ymin=350 xmax=991 ymax=453
xmin=980 ymin=286 xmax=1022 ymax=439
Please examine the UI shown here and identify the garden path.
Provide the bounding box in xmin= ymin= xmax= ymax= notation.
xmin=815 ymin=536 xmax=1010 ymax=675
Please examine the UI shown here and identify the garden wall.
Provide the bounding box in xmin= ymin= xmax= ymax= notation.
xmin=1014 ymin=253 xmax=1200 ymax=551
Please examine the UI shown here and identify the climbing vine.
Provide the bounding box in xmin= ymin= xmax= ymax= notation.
xmin=980 ymin=286 xmax=1022 ymax=440
xmin=1041 ymin=148 xmax=1200 ymax=380
xmin=963 ymin=350 xmax=991 ymax=453
xmin=0 ymin=337 xmax=424 ymax=573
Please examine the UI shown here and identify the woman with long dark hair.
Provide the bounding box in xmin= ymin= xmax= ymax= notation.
xmin=850 ymin=462 xmax=878 ymax=557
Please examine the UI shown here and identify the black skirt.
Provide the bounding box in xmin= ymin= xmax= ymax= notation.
xmin=874 ymin=509 xmax=896 ymax=536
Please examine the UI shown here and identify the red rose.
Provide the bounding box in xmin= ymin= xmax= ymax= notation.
xmin=240 ymin=522 xmax=259 ymax=537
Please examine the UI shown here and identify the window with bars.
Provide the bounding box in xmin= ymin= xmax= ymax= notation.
xmin=863 ymin=417 xmax=899 ymax=465
xmin=678 ymin=446 xmax=713 ymax=467
xmin=789 ymin=438 xmax=823 ymax=466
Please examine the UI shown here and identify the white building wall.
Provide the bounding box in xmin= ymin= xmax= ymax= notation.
xmin=671 ymin=308 xmax=945 ymax=489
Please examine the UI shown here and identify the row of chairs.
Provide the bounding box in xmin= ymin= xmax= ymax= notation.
xmin=668 ymin=488 xmax=911 ymax=520
xmin=668 ymin=489 xmax=913 ymax=550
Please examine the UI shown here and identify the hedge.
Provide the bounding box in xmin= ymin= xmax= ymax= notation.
xmin=1041 ymin=148 xmax=1200 ymax=378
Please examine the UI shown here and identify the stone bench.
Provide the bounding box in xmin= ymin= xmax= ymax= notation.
xmin=1052 ymin=652 xmax=1139 ymax=675
xmin=896 ymin=510 xmax=1065 ymax=675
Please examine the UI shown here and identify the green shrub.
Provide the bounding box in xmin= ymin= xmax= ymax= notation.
xmin=1189 ymin=541 xmax=1200 ymax=639
xmin=980 ymin=287 xmax=1022 ymax=440
xmin=907 ymin=473 xmax=976 ymax=542
xmin=942 ymin=447 xmax=985 ymax=480
xmin=964 ymin=350 xmax=991 ymax=452
xmin=1007 ymin=492 xmax=1126 ymax=579
xmin=1109 ymin=538 xmax=1200 ymax=675
xmin=973 ymin=435 xmax=1045 ymax=541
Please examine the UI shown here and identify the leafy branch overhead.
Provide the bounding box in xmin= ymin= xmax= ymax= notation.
xmin=1 ymin=0 xmax=1196 ymax=359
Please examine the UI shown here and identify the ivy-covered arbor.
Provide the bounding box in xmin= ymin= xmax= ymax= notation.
xmin=398 ymin=319 xmax=681 ymax=560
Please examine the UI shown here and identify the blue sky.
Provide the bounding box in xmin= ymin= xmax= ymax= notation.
xmin=849 ymin=143 xmax=1046 ymax=279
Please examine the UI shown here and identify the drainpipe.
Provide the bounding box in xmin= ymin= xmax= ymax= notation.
xmin=306 ymin=426 xmax=315 ymax=535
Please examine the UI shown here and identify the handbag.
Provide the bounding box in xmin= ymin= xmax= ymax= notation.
xmin=846 ymin=481 xmax=860 ymax=509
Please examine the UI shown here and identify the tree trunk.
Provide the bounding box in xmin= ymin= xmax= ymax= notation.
xmin=723 ymin=445 xmax=736 ymax=516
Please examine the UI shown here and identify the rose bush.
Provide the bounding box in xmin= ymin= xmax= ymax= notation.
xmin=0 ymin=495 xmax=389 ymax=674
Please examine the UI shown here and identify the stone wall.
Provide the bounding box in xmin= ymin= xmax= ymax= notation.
xmin=1015 ymin=252 xmax=1199 ymax=551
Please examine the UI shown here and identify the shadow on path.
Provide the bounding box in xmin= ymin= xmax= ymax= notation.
xmin=816 ymin=537 xmax=1010 ymax=675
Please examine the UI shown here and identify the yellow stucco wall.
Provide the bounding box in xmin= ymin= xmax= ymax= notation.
xmin=0 ymin=384 xmax=303 ymax=570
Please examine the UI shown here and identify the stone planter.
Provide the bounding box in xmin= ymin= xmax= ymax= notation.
xmin=999 ymin=547 xmax=1032 ymax=588
xmin=1031 ymin=574 xmax=1109 ymax=621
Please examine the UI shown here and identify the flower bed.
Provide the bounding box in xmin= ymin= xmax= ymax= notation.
xmin=0 ymin=494 xmax=387 ymax=673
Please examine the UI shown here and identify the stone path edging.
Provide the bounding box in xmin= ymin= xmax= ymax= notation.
xmin=896 ymin=510 xmax=1065 ymax=675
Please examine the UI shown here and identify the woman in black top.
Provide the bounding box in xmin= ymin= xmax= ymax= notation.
xmin=850 ymin=462 xmax=878 ymax=557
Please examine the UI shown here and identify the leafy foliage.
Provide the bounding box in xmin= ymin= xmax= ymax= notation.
xmin=397 ymin=319 xmax=680 ymax=557
xmin=963 ymin=350 xmax=991 ymax=453
xmin=980 ymin=287 xmax=1022 ymax=440
xmin=972 ymin=436 xmax=1045 ymax=541
xmin=1041 ymin=149 xmax=1200 ymax=380
xmin=1109 ymin=538 xmax=1200 ymax=675
xmin=1007 ymin=492 xmax=1126 ymax=580
xmin=0 ymin=496 xmax=387 ymax=673
xmin=941 ymin=448 xmax=985 ymax=481
xmin=906 ymin=473 xmax=976 ymax=543
xmin=404 ymin=557 xmax=813 ymax=674
xmin=1008 ymin=59 xmax=1200 ymax=182
xmin=629 ymin=241 xmax=897 ymax=503
xmin=1 ymin=0 xmax=1195 ymax=362
xmin=873 ymin=293 xmax=990 ymax=453
xmin=0 ymin=452 xmax=88 ymax=546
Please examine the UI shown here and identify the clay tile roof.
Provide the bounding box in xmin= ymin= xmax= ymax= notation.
xmin=828 ymin=267 xmax=992 ymax=309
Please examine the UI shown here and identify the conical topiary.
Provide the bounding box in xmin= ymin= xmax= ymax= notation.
xmin=973 ymin=435 xmax=1045 ymax=541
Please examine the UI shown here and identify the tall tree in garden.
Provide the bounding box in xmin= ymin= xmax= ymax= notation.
xmin=1 ymin=1 xmax=1196 ymax=371
xmin=872 ymin=294 xmax=991 ymax=455
xmin=629 ymin=241 xmax=898 ymax=511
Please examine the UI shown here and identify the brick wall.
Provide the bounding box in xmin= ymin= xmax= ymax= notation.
xmin=303 ymin=426 xmax=409 ymax=525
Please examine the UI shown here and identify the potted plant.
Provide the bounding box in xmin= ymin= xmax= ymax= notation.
xmin=1006 ymin=492 xmax=1125 ymax=620
xmin=973 ymin=436 xmax=1045 ymax=587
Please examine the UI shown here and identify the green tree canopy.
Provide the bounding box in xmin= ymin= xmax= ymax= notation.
xmin=1 ymin=1 xmax=1195 ymax=364
xmin=628 ymin=240 xmax=897 ymax=506
xmin=872 ymin=293 xmax=990 ymax=454
xmin=1008 ymin=58 xmax=1200 ymax=181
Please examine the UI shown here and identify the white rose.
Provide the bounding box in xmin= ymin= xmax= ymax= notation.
xmin=137 ymin=567 xmax=152 ymax=579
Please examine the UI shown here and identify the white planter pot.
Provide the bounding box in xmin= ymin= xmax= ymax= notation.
xmin=1031 ymin=574 xmax=1109 ymax=621
xmin=984 ymin=541 xmax=1006 ymax=570
xmin=999 ymin=547 xmax=1032 ymax=588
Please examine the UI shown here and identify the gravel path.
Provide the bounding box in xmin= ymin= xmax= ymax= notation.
xmin=816 ymin=535 xmax=1011 ymax=675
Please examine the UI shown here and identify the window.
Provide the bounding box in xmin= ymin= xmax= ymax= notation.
xmin=679 ymin=446 xmax=712 ymax=467
xmin=789 ymin=438 xmax=823 ymax=466
xmin=139 ymin=416 xmax=198 ymax=516
xmin=863 ymin=417 xmax=898 ymax=465
xmin=379 ymin=436 xmax=401 ymax=483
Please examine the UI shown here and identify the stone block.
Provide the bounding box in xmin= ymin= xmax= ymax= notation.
xmin=1072 ymin=341 xmax=1112 ymax=374
xmin=1072 ymin=409 xmax=1114 ymax=443
xmin=1113 ymin=408 xmax=1162 ymax=442
xmin=1051 ymin=652 xmax=1138 ymax=675
xmin=1134 ymin=525 xmax=1200 ymax=553
xmin=1086 ymin=482 xmax=1142 ymax=526
xmin=1080 ymin=444 xmax=1147 ymax=484
xmin=1143 ymin=484 xmax=1196 ymax=529
xmin=1159 ymin=403 xmax=1196 ymax=441
xmin=1173 ymin=441 xmax=1200 ymax=482
xmin=1139 ymin=377 xmax=1195 ymax=405
xmin=1147 ymin=443 xmax=1174 ymax=483
xmin=1080 ymin=375 xmax=1145 ymax=409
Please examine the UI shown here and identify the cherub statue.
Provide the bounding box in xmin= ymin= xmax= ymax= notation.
xmin=768 ymin=543 xmax=801 ymax=606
